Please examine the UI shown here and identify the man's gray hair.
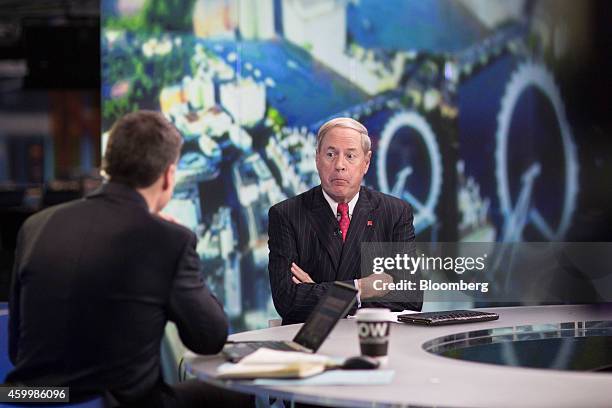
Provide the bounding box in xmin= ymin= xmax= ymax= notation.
xmin=316 ymin=117 xmax=371 ymax=153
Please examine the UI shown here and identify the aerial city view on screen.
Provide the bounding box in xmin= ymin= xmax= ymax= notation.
xmin=102 ymin=0 xmax=583 ymax=330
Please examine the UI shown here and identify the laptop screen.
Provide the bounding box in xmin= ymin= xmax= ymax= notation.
xmin=292 ymin=281 xmax=358 ymax=351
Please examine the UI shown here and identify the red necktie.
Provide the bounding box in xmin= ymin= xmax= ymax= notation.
xmin=338 ymin=202 xmax=350 ymax=242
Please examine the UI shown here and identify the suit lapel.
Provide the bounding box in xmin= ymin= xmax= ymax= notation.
xmin=305 ymin=186 xmax=343 ymax=271
xmin=337 ymin=187 xmax=377 ymax=281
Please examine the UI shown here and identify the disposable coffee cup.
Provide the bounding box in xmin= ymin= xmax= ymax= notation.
xmin=356 ymin=308 xmax=392 ymax=364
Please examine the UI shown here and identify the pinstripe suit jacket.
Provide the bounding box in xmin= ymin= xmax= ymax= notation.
xmin=268 ymin=185 xmax=423 ymax=324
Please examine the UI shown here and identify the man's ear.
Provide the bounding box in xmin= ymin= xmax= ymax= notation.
xmin=363 ymin=150 xmax=372 ymax=174
xmin=162 ymin=164 xmax=176 ymax=191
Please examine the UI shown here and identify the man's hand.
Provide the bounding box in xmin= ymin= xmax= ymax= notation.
xmin=291 ymin=262 xmax=314 ymax=284
xmin=358 ymin=272 xmax=393 ymax=300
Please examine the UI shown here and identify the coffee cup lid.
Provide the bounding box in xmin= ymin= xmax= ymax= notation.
xmin=356 ymin=308 xmax=392 ymax=321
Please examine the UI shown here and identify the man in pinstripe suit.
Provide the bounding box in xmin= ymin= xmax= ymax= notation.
xmin=268 ymin=118 xmax=423 ymax=324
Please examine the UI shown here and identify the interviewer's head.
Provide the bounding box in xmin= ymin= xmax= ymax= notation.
xmin=102 ymin=110 xmax=183 ymax=212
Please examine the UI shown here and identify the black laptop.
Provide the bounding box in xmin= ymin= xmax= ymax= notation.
xmin=222 ymin=281 xmax=358 ymax=362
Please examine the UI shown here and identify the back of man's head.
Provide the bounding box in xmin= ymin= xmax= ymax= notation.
xmin=102 ymin=110 xmax=182 ymax=188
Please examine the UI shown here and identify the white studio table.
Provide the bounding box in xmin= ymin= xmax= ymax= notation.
xmin=185 ymin=304 xmax=612 ymax=407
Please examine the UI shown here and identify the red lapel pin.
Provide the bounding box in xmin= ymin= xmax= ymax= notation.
xmin=367 ymin=220 xmax=373 ymax=227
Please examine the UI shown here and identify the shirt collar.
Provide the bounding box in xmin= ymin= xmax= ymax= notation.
xmin=321 ymin=188 xmax=359 ymax=218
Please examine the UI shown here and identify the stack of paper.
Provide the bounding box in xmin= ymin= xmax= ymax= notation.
xmin=216 ymin=348 xmax=332 ymax=379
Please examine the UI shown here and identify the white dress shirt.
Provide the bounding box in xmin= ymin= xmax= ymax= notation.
xmin=321 ymin=188 xmax=359 ymax=222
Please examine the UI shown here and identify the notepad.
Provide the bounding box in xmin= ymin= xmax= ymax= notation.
xmin=216 ymin=348 xmax=332 ymax=379
xmin=217 ymin=361 xmax=326 ymax=379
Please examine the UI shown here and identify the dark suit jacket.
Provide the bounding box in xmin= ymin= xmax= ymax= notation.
xmin=6 ymin=182 xmax=228 ymax=404
xmin=268 ymin=185 xmax=423 ymax=324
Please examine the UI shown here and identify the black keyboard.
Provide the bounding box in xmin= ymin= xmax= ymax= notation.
xmin=397 ymin=310 xmax=499 ymax=326
xmin=222 ymin=341 xmax=298 ymax=362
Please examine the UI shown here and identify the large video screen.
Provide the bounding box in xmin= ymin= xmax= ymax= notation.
xmin=102 ymin=0 xmax=602 ymax=330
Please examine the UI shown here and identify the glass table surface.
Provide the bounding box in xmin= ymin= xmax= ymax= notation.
xmin=423 ymin=320 xmax=612 ymax=372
